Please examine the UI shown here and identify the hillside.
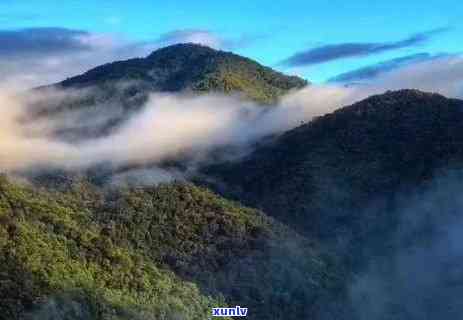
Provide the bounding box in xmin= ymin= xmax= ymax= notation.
xmin=197 ymin=89 xmax=463 ymax=318
xmin=0 ymin=175 xmax=348 ymax=320
xmin=58 ymin=43 xmax=308 ymax=104
xmin=12 ymin=44 xmax=463 ymax=319
xmin=28 ymin=43 xmax=308 ymax=140
xmin=204 ymin=89 xmax=463 ymax=250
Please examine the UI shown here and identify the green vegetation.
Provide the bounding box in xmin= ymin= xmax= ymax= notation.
xmin=59 ymin=43 xmax=308 ymax=105
xmin=9 ymin=38 xmax=463 ymax=319
xmin=31 ymin=43 xmax=308 ymax=139
xmin=204 ymin=89 xmax=463 ymax=257
xmin=0 ymin=176 xmax=221 ymax=319
xmin=0 ymin=176 xmax=346 ymax=319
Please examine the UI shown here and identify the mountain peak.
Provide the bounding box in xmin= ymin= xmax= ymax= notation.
xmin=366 ymin=89 xmax=447 ymax=103
xmin=331 ymin=89 xmax=453 ymax=119
xmin=146 ymin=42 xmax=218 ymax=58
xmin=205 ymin=89 xmax=463 ymax=238
xmin=58 ymin=43 xmax=308 ymax=104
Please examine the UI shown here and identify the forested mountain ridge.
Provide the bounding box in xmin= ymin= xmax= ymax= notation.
xmin=0 ymin=175 xmax=348 ymax=320
xmin=29 ymin=43 xmax=308 ymax=140
xmin=204 ymin=89 xmax=463 ymax=241
xmin=58 ymin=43 xmax=308 ymax=105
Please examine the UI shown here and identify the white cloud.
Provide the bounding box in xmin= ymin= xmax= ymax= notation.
xmin=371 ymin=55 xmax=463 ymax=98
xmin=157 ymin=29 xmax=223 ymax=49
xmin=0 ymin=44 xmax=461 ymax=175
xmin=0 ymin=85 xmax=358 ymax=172
xmin=0 ymin=29 xmax=152 ymax=90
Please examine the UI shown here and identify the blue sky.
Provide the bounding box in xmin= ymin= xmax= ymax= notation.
xmin=0 ymin=0 xmax=461 ymax=83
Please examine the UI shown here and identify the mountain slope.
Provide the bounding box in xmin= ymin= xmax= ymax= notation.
xmin=29 ymin=43 xmax=308 ymax=140
xmin=58 ymin=43 xmax=308 ymax=105
xmin=200 ymin=89 xmax=463 ymax=319
xmin=0 ymin=176 xmax=348 ymax=320
xmin=0 ymin=177 xmax=220 ymax=320
xmin=204 ymin=89 xmax=463 ymax=244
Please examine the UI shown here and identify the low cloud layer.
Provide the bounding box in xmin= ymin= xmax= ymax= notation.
xmin=350 ymin=170 xmax=463 ymax=320
xmin=0 ymin=53 xmax=462 ymax=179
xmin=0 ymin=86 xmax=360 ymax=174
xmin=281 ymin=28 xmax=449 ymax=67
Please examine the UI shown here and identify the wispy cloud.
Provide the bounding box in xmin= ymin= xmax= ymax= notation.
xmin=156 ymin=29 xmax=223 ymax=49
xmin=0 ymin=27 xmax=258 ymax=89
xmin=371 ymin=55 xmax=463 ymax=98
xmin=280 ymin=28 xmax=450 ymax=67
xmin=328 ymin=53 xmax=450 ymax=83
xmin=0 ymin=27 xmax=151 ymax=89
xmin=1 ymin=54 xmax=462 ymax=175
xmin=0 ymin=28 xmax=91 ymax=57
xmin=155 ymin=28 xmax=259 ymax=50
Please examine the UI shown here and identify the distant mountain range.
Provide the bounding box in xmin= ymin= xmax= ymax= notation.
xmin=3 ymin=44 xmax=463 ymax=319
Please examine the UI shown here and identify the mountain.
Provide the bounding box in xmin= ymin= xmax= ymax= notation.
xmin=55 ymin=43 xmax=307 ymax=104
xmin=197 ymin=89 xmax=463 ymax=318
xmin=203 ymin=89 xmax=463 ymax=252
xmin=0 ymin=175 xmax=349 ymax=320
xmin=29 ymin=43 xmax=307 ymax=140
xmin=12 ymin=41 xmax=463 ymax=319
